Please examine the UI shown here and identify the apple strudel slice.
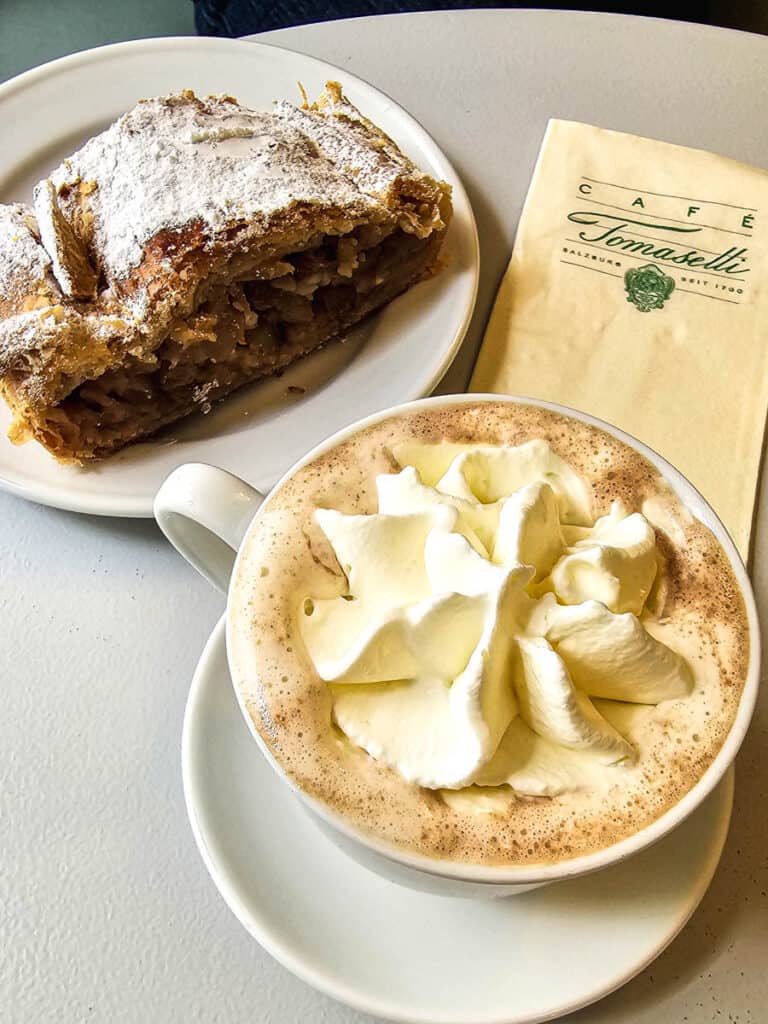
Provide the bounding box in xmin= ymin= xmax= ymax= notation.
xmin=0 ymin=82 xmax=452 ymax=462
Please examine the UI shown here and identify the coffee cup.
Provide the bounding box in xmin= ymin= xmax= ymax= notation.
xmin=155 ymin=394 xmax=760 ymax=898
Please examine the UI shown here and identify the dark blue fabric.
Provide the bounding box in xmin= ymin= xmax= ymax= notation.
xmin=194 ymin=1 xmax=711 ymax=37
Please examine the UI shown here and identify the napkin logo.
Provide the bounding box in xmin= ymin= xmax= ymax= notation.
xmin=567 ymin=212 xmax=751 ymax=276
xmin=623 ymin=264 xmax=675 ymax=312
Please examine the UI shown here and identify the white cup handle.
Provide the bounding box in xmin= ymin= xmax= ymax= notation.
xmin=153 ymin=463 xmax=264 ymax=593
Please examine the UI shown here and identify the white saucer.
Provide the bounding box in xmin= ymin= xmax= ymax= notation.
xmin=0 ymin=37 xmax=478 ymax=517
xmin=183 ymin=616 xmax=734 ymax=1024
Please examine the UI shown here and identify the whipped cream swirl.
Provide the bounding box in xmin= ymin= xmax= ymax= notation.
xmin=300 ymin=441 xmax=693 ymax=795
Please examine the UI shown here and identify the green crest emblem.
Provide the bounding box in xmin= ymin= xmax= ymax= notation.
xmin=624 ymin=263 xmax=675 ymax=312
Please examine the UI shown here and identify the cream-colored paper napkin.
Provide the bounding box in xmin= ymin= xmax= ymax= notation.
xmin=471 ymin=120 xmax=768 ymax=561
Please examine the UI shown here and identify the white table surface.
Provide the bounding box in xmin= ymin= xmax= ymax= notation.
xmin=3 ymin=10 xmax=767 ymax=1023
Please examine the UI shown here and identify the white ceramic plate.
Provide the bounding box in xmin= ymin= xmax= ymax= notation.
xmin=184 ymin=616 xmax=734 ymax=1024
xmin=0 ymin=37 xmax=478 ymax=517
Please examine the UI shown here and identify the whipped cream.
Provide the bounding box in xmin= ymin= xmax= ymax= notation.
xmin=300 ymin=442 xmax=693 ymax=795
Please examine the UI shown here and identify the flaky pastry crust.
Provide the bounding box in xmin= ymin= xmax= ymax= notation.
xmin=0 ymin=83 xmax=451 ymax=461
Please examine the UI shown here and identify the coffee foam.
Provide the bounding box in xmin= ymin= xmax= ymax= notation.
xmin=228 ymin=401 xmax=750 ymax=866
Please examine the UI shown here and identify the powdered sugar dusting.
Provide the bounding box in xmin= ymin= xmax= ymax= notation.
xmin=0 ymin=306 xmax=129 ymax=406
xmin=0 ymin=205 xmax=54 ymax=315
xmin=272 ymin=96 xmax=412 ymax=197
xmin=48 ymin=91 xmax=419 ymax=290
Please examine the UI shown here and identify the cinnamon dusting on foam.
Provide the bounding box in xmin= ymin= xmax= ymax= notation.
xmin=228 ymin=402 xmax=750 ymax=866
